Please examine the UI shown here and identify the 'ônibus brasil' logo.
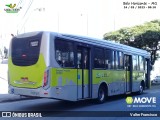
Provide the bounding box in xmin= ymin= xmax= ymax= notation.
xmin=4 ymin=4 xmax=22 ymax=13
xmin=6 ymin=4 xmax=16 ymax=9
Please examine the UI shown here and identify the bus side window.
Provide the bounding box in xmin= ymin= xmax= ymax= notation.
xmin=124 ymin=55 xmax=130 ymax=70
xmin=139 ymin=56 xmax=145 ymax=71
xmin=84 ymin=49 xmax=89 ymax=69
xmin=132 ymin=55 xmax=137 ymax=70
xmin=94 ymin=48 xmax=105 ymax=69
xmin=56 ymin=50 xmax=63 ymax=66
xmin=118 ymin=52 xmax=124 ymax=69
xmin=77 ymin=52 xmax=81 ymax=68
xmin=94 ymin=58 xmax=99 ymax=68
xmin=105 ymin=49 xmax=114 ymax=69
xmin=105 ymin=60 xmax=109 ymax=69
xmin=55 ymin=38 xmax=75 ymax=68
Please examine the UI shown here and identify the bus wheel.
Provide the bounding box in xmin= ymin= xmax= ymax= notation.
xmin=97 ymin=86 xmax=106 ymax=104
xmin=138 ymin=85 xmax=144 ymax=95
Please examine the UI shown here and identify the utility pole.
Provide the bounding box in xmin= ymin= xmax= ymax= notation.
xmin=87 ymin=14 xmax=88 ymax=35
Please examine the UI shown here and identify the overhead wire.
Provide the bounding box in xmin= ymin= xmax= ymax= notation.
xmin=18 ymin=0 xmax=34 ymax=33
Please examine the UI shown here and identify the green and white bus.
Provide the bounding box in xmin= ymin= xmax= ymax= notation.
xmin=8 ymin=31 xmax=151 ymax=103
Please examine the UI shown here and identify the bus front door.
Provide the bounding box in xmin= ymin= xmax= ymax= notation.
xmin=77 ymin=47 xmax=90 ymax=99
xmin=124 ymin=55 xmax=132 ymax=93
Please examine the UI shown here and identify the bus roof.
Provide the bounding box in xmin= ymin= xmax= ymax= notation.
xmin=59 ymin=33 xmax=150 ymax=58
xmin=15 ymin=31 xmax=150 ymax=58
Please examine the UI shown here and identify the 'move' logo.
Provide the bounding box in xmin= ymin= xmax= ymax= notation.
xmin=126 ymin=97 xmax=156 ymax=104
xmin=126 ymin=97 xmax=133 ymax=104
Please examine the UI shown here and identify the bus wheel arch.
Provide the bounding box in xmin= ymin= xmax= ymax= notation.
xmin=97 ymin=82 xmax=108 ymax=104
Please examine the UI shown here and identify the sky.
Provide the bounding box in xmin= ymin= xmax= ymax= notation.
xmin=0 ymin=0 xmax=160 ymax=48
xmin=23 ymin=0 xmax=160 ymax=38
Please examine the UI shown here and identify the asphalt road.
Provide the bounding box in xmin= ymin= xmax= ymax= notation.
xmin=0 ymin=86 xmax=159 ymax=120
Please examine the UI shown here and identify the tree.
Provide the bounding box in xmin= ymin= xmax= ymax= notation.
xmin=103 ymin=20 xmax=160 ymax=65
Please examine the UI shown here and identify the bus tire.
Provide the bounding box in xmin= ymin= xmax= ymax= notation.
xmin=97 ymin=86 xmax=107 ymax=104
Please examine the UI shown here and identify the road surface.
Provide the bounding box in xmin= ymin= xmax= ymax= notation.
xmin=0 ymin=86 xmax=159 ymax=120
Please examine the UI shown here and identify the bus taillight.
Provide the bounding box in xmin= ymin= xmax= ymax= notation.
xmin=43 ymin=70 xmax=49 ymax=87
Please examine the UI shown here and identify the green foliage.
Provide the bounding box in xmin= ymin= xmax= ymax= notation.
xmin=103 ymin=20 xmax=160 ymax=65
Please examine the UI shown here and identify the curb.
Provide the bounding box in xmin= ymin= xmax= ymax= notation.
xmin=0 ymin=94 xmax=20 ymax=103
xmin=0 ymin=94 xmax=40 ymax=103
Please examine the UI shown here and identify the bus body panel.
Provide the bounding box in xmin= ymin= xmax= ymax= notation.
xmin=9 ymin=86 xmax=78 ymax=101
xmin=8 ymin=54 xmax=46 ymax=88
xmin=8 ymin=32 xmax=49 ymax=89
xmin=50 ymin=68 xmax=89 ymax=100
xmin=92 ymin=69 xmax=126 ymax=96
xmin=40 ymin=32 xmax=50 ymax=67
xmin=50 ymin=68 xmax=77 ymax=87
